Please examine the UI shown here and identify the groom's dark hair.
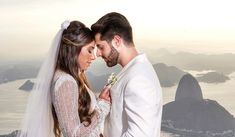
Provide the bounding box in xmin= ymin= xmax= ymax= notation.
xmin=91 ymin=12 xmax=134 ymax=45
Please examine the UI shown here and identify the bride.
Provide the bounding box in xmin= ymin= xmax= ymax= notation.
xmin=17 ymin=20 xmax=111 ymax=137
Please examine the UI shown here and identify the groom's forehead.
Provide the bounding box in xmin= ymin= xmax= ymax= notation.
xmin=95 ymin=33 xmax=109 ymax=46
xmin=94 ymin=33 xmax=102 ymax=42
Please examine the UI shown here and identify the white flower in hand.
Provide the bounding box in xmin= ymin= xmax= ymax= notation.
xmin=106 ymin=73 xmax=117 ymax=87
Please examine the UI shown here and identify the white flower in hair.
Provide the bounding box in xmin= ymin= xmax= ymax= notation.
xmin=61 ymin=20 xmax=70 ymax=29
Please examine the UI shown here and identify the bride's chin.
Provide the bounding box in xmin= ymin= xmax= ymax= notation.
xmin=80 ymin=65 xmax=90 ymax=72
xmin=81 ymin=68 xmax=87 ymax=72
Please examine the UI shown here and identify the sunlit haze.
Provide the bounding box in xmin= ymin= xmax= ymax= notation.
xmin=0 ymin=0 xmax=235 ymax=60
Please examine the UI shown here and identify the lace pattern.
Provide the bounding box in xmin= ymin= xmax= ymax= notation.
xmin=51 ymin=70 xmax=110 ymax=137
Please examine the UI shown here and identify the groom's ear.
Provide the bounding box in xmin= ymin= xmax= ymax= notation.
xmin=112 ymin=35 xmax=122 ymax=49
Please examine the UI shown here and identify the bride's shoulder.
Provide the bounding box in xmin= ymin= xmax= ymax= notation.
xmin=52 ymin=70 xmax=78 ymax=96
xmin=53 ymin=69 xmax=77 ymax=85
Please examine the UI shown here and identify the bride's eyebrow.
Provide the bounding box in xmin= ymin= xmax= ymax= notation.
xmin=88 ymin=46 xmax=95 ymax=50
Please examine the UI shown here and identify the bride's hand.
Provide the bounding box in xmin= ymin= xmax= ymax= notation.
xmin=99 ymin=86 xmax=111 ymax=103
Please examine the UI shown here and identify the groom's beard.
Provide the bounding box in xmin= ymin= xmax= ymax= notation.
xmin=104 ymin=45 xmax=119 ymax=67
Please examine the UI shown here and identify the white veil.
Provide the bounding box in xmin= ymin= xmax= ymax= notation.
xmin=17 ymin=21 xmax=70 ymax=137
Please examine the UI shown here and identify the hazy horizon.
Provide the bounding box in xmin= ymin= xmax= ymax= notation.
xmin=0 ymin=0 xmax=235 ymax=60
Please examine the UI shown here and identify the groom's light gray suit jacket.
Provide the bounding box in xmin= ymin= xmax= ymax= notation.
xmin=104 ymin=54 xmax=162 ymax=137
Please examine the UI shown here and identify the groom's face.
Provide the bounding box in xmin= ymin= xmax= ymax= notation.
xmin=94 ymin=33 xmax=119 ymax=67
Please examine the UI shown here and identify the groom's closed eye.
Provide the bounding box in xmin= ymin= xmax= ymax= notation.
xmin=96 ymin=44 xmax=104 ymax=50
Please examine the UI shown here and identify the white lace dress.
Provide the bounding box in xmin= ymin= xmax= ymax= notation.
xmin=51 ymin=70 xmax=110 ymax=137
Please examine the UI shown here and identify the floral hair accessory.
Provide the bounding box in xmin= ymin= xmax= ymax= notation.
xmin=61 ymin=20 xmax=70 ymax=30
xmin=106 ymin=73 xmax=117 ymax=86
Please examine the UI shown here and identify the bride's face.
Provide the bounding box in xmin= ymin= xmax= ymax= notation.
xmin=77 ymin=41 xmax=96 ymax=71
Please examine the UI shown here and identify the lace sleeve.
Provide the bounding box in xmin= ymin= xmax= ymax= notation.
xmin=52 ymin=76 xmax=100 ymax=137
xmin=93 ymin=99 xmax=110 ymax=134
xmin=95 ymin=99 xmax=110 ymax=119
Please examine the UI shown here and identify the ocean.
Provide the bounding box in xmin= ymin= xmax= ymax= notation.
xmin=0 ymin=71 xmax=234 ymax=136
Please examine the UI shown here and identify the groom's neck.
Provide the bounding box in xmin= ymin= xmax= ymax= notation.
xmin=119 ymin=46 xmax=138 ymax=67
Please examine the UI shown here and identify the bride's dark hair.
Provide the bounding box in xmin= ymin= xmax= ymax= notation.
xmin=52 ymin=21 xmax=94 ymax=137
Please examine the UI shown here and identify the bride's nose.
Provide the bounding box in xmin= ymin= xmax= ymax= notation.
xmin=91 ymin=52 xmax=96 ymax=60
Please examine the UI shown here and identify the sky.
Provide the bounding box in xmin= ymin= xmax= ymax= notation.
xmin=0 ymin=0 xmax=235 ymax=61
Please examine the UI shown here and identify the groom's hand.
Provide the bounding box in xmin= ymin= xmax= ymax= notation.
xmin=99 ymin=86 xmax=111 ymax=103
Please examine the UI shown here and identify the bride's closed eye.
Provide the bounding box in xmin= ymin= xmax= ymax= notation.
xmin=88 ymin=49 xmax=92 ymax=54
xmin=88 ymin=47 xmax=95 ymax=54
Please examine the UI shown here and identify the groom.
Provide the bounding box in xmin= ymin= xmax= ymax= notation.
xmin=91 ymin=12 xmax=162 ymax=137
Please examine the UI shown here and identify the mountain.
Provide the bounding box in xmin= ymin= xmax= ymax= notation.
xmin=87 ymin=63 xmax=187 ymax=90
xmin=175 ymin=74 xmax=203 ymax=101
xmin=148 ymin=49 xmax=235 ymax=75
xmin=153 ymin=63 xmax=186 ymax=87
xmin=19 ymin=80 xmax=34 ymax=91
xmin=19 ymin=63 xmax=229 ymax=92
xmin=0 ymin=130 xmax=19 ymax=137
xmin=2 ymin=49 xmax=235 ymax=84
xmin=0 ymin=62 xmax=40 ymax=84
xmin=162 ymin=74 xmax=235 ymax=136
xmin=196 ymin=71 xmax=230 ymax=83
